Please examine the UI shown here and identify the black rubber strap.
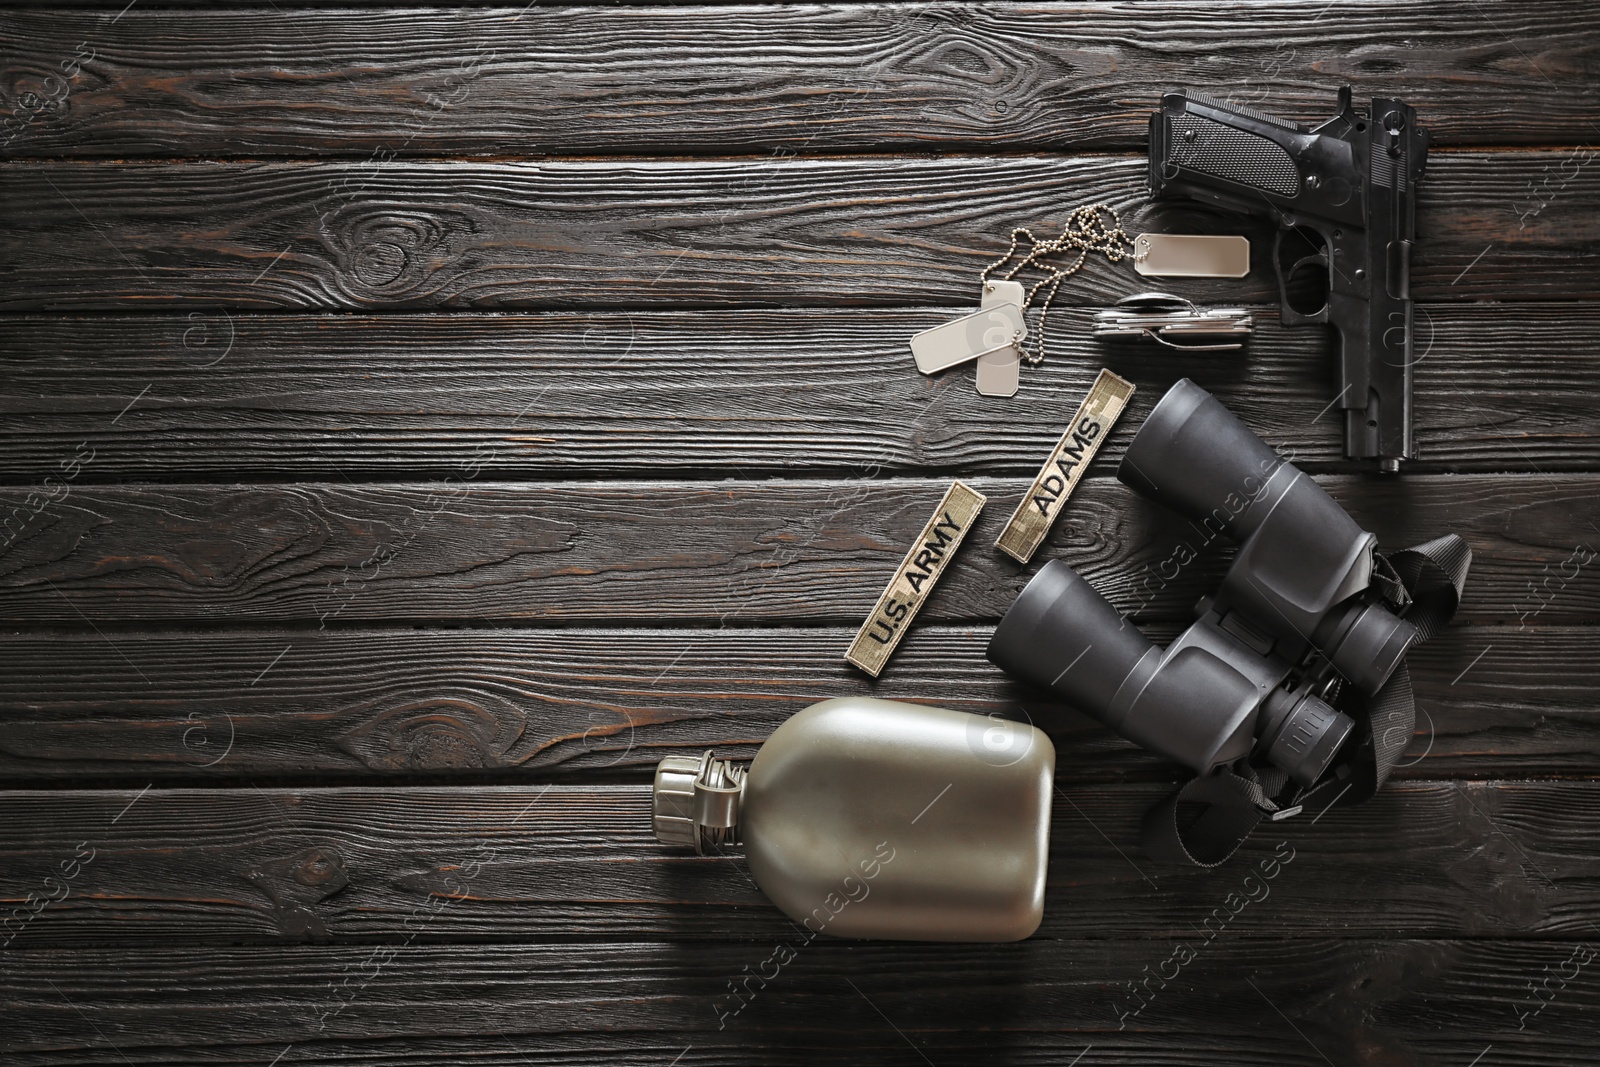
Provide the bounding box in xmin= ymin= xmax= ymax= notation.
xmin=1140 ymin=533 xmax=1472 ymax=866
xmin=1141 ymin=765 xmax=1290 ymax=867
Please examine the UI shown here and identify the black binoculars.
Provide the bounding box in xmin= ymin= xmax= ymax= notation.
xmin=989 ymin=379 xmax=1416 ymax=787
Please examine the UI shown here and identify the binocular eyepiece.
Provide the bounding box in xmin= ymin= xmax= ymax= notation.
xmin=988 ymin=380 xmax=1417 ymax=787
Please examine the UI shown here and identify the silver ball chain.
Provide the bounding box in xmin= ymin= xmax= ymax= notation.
xmin=980 ymin=204 xmax=1135 ymax=365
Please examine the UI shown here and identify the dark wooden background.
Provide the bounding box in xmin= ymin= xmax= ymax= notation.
xmin=2 ymin=2 xmax=1597 ymax=1063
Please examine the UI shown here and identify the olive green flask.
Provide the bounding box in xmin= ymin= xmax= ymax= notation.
xmin=652 ymin=697 xmax=1055 ymax=941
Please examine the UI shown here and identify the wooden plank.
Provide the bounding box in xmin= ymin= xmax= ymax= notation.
xmin=0 ymin=152 xmax=1590 ymax=310
xmin=0 ymin=937 xmax=1595 ymax=1064
xmin=1 ymin=303 xmax=1595 ymax=479
xmin=0 ymin=475 xmax=1593 ymax=625
xmin=0 ymin=780 xmax=1595 ymax=946
xmin=0 ymin=624 xmax=1584 ymax=782
xmin=4 ymin=3 xmax=1596 ymax=158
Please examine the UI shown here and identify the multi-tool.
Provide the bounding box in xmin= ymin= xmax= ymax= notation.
xmin=1092 ymin=292 xmax=1253 ymax=351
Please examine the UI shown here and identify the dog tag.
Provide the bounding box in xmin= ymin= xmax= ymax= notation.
xmin=981 ymin=280 xmax=1028 ymax=308
xmin=975 ymin=348 xmax=1021 ymax=397
xmin=1133 ymin=233 xmax=1250 ymax=278
xmin=911 ymin=302 xmax=1027 ymax=374
xmin=975 ymin=280 xmax=1028 ymax=397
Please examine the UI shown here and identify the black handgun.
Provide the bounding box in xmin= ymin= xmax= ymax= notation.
xmin=1148 ymin=88 xmax=1430 ymax=472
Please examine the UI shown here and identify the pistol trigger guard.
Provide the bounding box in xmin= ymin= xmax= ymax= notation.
xmin=1273 ymin=227 xmax=1332 ymax=327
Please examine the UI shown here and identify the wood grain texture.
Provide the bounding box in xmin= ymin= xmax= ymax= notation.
xmin=0 ymin=780 xmax=1594 ymax=946
xmin=0 ymin=475 xmax=1593 ymax=624
xmin=1 ymin=152 xmax=1591 ymax=310
xmin=4 ymin=3 xmax=1597 ymax=158
xmin=1 ymin=2 xmax=1595 ymax=1064
xmin=0 ymin=624 xmax=1584 ymax=782
xmin=3 ymin=302 xmax=1598 ymax=479
xmin=0 ymin=937 xmax=1596 ymax=1065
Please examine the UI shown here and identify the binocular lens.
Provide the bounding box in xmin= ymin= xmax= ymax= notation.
xmin=1118 ymin=378 xmax=1284 ymax=541
xmin=987 ymin=559 xmax=1156 ymax=721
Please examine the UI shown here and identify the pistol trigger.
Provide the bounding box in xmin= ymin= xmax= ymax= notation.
xmin=1293 ymin=252 xmax=1330 ymax=275
xmin=1271 ymin=226 xmax=1293 ymax=310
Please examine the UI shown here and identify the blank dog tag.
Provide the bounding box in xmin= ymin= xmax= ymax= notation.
xmin=911 ymin=302 xmax=1027 ymax=374
xmin=974 ymin=279 xmax=1027 ymax=397
xmin=975 ymin=347 xmax=1021 ymax=396
xmin=981 ymin=280 xmax=1027 ymax=309
xmin=1134 ymin=233 xmax=1250 ymax=278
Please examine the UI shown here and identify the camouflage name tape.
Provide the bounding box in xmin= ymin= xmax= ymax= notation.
xmin=995 ymin=369 xmax=1135 ymax=564
xmin=845 ymin=480 xmax=987 ymax=678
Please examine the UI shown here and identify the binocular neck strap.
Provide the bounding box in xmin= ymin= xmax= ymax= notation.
xmin=1141 ymin=533 xmax=1473 ymax=868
